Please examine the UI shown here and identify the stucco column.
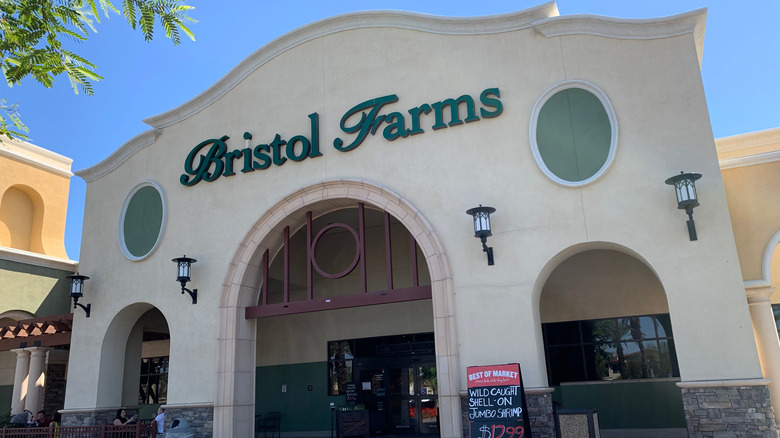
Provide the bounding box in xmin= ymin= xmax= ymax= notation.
xmin=746 ymin=285 xmax=780 ymax=413
xmin=24 ymin=347 xmax=48 ymax=414
xmin=10 ymin=348 xmax=30 ymax=415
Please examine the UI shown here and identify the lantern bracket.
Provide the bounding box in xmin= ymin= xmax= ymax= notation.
xmin=181 ymin=284 xmax=198 ymax=305
xmin=480 ymin=235 xmax=495 ymax=266
xmin=72 ymin=298 xmax=91 ymax=318
xmin=684 ymin=206 xmax=697 ymax=241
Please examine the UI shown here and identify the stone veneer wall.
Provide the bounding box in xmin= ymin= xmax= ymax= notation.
xmin=526 ymin=389 xmax=555 ymax=438
xmin=43 ymin=363 xmax=66 ymax=417
xmin=461 ymin=389 xmax=555 ymax=438
xmin=680 ymin=384 xmax=778 ymax=437
xmin=61 ymin=407 xmax=139 ymax=426
xmin=163 ymin=405 xmax=213 ymax=438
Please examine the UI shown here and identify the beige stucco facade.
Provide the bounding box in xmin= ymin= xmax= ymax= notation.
xmin=717 ymin=128 xmax=780 ymax=420
xmin=718 ymin=128 xmax=780 ymax=290
xmin=64 ymin=4 xmax=774 ymax=437
xmin=0 ymin=138 xmax=72 ymax=259
xmin=0 ymin=137 xmax=76 ymax=318
xmin=0 ymin=137 xmax=77 ymax=420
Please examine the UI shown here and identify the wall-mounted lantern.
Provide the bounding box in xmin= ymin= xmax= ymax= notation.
xmin=66 ymin=273 xmax=91 ymax=317
xmin=466 ymin=205 xmax=496 ymax=266
xmin=172 ymin=255 xmax=198 ymax=304
xmin=665 ymin=171 xmax=702 ymax=241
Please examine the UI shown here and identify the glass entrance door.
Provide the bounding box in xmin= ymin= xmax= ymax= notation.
xmin=355 ymin=357 xmax=439 ymax=435
xmin=417 ymin=364 xmax=439 ymax=434
xmin=350 ymin=333 xmax=438 ymax=435
xmin=387 ymin=360 xmax=438 ymax=435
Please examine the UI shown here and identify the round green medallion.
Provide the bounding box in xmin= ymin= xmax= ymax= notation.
xmin=536 ymin=87 xmax=612 ymax=183
xmin=122 ymin=185 xmax=164 ymax=259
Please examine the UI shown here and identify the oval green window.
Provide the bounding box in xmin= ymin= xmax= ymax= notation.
xmin=532 ymin=83 xmax=616 ymax=186
xmin=120 ymin=182 xmax=165 ymax=260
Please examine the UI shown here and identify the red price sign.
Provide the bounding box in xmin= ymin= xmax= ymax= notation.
xmin=474 ymin=423 xmax=524 ymax=438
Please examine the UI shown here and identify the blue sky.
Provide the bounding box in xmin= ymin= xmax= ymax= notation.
xmin=5 ymin=1 xmax=778 ymax=260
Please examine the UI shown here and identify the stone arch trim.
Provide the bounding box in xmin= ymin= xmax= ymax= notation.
xmin=760 ymin=229 xmax=780 ymax=287
xmin=742 ymin=229 xmax=780 ymax=290
xmin=215 ymin=179 xmax=460 ymax=438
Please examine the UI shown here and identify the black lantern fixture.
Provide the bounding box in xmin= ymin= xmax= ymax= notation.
xmin=665 ymin=171 xmax=702 ymax=241
xmin=172 ymin=255 xmax=198 ymax=304
xmin=66 ymin=273 xmax=91 ymax=317
xmin=466 ymin=205 xmax=496 ymax=266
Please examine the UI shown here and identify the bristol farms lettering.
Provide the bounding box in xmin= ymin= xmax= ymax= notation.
xmin=180 ymin=88 xmax=503 ymax=186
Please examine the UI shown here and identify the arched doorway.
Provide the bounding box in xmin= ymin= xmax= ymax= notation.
xmin=216 ymin=180 xmax=459 ymax=438
xmin=538 ymin=247 xmax=686 ymax=435
xmin=252 ymin=203 xmax=436 ymax=434
xmin=96 ymin=304 xmax=170 ymax=421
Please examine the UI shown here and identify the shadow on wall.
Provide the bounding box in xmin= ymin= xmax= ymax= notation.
xmin=0 ymin=259 xmax=73 ymax=317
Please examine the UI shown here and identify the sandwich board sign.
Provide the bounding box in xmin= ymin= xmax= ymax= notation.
xmin=467 ymin=363 xmax=532 ymax=438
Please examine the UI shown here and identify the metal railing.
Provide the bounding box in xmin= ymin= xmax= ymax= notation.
xmin=0 ymin=423 xmax=157 ymax=438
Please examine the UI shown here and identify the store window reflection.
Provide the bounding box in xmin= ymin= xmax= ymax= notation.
xmin=543 ymin=314 xmax=680 ymax=386
xmin=328 ymin=340 xmax=354 ymax=395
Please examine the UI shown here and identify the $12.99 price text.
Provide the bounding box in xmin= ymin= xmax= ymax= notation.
xmin=476 ymin=424 xmax=524 ymax=438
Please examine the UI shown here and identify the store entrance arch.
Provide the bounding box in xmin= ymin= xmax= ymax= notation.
xmin=217 ymin=180 xmax=460 ymax=438
xmin=250 ymin=203 xmax=436 ymax=434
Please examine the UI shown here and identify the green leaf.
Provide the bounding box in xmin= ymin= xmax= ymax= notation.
xmin=0 ymin=0 xmax=196 ymax=139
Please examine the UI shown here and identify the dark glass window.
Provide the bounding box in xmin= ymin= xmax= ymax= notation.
xmin=773 ymin=304 xmax=780 ymax=337
xmin=543 ymin=314 xmax=679 ymax=386
xmin=547 ymin=345 xmax=587 ymax=384
xmin=139 ymin=356 xmax=168 ymax=404
xmin=545 ymin=321 xmax=580 ymax=345
xmin=328 ymin=340 xmax=354 ymax=395
xmin=328 ymin=333 xmax=435 ymax=395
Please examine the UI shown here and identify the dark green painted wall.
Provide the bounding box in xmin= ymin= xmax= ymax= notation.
xmin=0 ymin=259 xmax=72 ymax=316
xmin=256 ymin=362 xmax=345 ymax=431
xmin=256 ymin=365 xmax=685 ymax=431
xmin=553 ymin=381 xmax=685 ymax=429
xmin=0 ymin=385 xmax=12 ymax=423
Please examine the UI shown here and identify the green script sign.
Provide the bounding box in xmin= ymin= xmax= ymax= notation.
xmin=180 ymin=87 xmax=502 ymax=186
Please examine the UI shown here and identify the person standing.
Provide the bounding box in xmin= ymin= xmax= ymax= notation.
xmin=155 ymin=406 xmax=165 ymax=436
